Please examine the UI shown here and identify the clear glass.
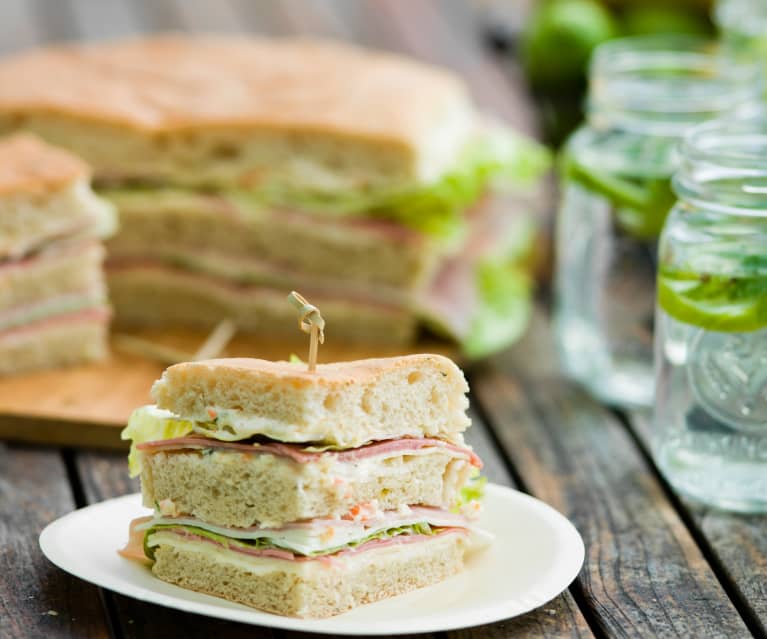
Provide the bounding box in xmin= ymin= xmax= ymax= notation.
xmin=653 ymin=120 xmax=767 ymax=512
xmin=555 ymin=36 xmax=760 ymax=407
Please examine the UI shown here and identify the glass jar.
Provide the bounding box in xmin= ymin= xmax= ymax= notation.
xmin=555 ymin=36 xmax=760 ymax=407
xmin=653 ymin=119 xmax=767 ymax=513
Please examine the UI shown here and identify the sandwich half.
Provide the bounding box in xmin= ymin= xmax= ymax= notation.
xmin=0 ymin=134 xmax=115 ymax=374
xmin=121 ymin=354 xmax=487 ymax=617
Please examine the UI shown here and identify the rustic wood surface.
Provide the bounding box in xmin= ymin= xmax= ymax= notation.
xmin=1 ymin=1 xmax=765 ymax=638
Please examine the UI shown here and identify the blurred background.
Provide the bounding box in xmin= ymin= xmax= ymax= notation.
xmin=481 ymin=0 xmax=715 ymax=145
xmin=0 ymin=0 xmax=717 ymax=148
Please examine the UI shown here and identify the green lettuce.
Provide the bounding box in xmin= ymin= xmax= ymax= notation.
xmin=254 ymin=127 xmax=549 ymax=238
xmin=143 ymin=521 xmax=437 ymax=561
xmin=465 ymin=258 xmax=533 ymax=359
xmin=453 ymin=471 xmax=487 ymax=513
xmin=121 ymin=406 xmax=195 ymax=477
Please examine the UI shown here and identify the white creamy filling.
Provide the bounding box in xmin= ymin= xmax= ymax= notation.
xmin=139 ymin=510 xmax=467 ymax=556
xmin=146 ymin=531 xmax=313 ymax=575
xmin=193 ymin=405 xmax=465 ymax=448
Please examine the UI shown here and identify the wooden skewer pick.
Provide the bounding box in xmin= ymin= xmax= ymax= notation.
xmin=113 ymin=319 xmax=238 ymax=365
xmin=287 ymin=291 xmax=325 ymax=373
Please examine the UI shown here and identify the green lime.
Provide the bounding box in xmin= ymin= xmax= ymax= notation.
xmin=522 ymin=0 xmax=618 ymax=90
xmin=658 ymin=268 xmax=767 ymax=332
xmin=561 ymin=154 xmax=674 ymax=239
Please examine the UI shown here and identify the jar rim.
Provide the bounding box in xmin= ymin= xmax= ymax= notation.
xmin=674 ymin=117 xmax=767 ymax=217
xmin=588 ymin=35 xmax=761 ymax=136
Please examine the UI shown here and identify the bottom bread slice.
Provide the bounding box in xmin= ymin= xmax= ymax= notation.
xmin=150 ymin=529 xmax=468 ymax=618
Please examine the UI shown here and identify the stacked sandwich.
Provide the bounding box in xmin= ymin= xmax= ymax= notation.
xmin=0 ymin=35 xmax=548 ymax=357
xmin=120 ymin=354 xmax=486 ymax=618
xmin=0 ymin=134 xmax=115 ymax=374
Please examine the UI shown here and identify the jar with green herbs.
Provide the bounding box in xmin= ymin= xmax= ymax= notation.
xmin=554 ymin=36 xmax=760 ymax=407
xmin=653 ymin=119 xmax=767 ymax=512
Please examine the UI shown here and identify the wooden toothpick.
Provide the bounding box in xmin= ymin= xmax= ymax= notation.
xmin=113 ymin=319 xmax=238 ymax=365
xmin=287 ymin=291 xmax=325 ymax=373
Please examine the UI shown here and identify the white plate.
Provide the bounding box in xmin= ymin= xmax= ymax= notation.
xmin=40 ymin=484 xmax=584 ymax=635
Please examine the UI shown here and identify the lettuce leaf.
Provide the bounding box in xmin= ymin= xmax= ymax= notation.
xmin=453 ymin=470 xmax=487 ymax=514
xmin=121 ymin=406 xmax=194 ymax=477
xmin=143 ymin=521 xmax=437 ymax=561
xmin=464 ymin=260 xmax=533 ymax=359
xmin=253 ymin=125 xmax=549 ymax=239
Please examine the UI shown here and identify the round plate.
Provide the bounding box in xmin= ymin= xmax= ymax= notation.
xmin=39 ymin=484 xmax=584 ymax=635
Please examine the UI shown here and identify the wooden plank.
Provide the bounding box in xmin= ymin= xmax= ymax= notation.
xmin=630 ymin=410 xmax=767 ymax=635
xmin=0 ymin=0 xmax=45 ymax=53
xmin=473 ymin=313 xmax=753 ymax=638
xmin=0 ymin=443 xmax=110 ymax=638
xmin=66 ymin=0 xmax=145 ymax=40
xmin=161 ymin=0 xmax=245 ymax=32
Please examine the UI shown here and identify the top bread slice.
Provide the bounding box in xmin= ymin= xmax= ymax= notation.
xmin=0 ymin=133 xmax=88 ymax=196
xmin=0 ymin=134 xmax=115 ymax=259
xmin=0 ymin=35 xmax=474 ymax=190
xmin=151 ymin=355 xmax=470 ymax=448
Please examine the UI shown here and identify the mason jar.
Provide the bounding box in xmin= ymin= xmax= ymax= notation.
xmin=554 ymin=36 xmax=760 ymax=407
xmin=653 ymin=119 xmax=767 ymax=513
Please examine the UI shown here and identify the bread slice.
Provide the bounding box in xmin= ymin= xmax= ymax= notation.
xmin=151 ymin=354 xmax=470 ymax=447
xmin=149 ymin=528 xmax=468 ymax=618
xmin=140 ymin=444 xmax=475 ymax=527
xmin=0 ymin=312 xmax=108 ymax=374
xmin=0 ymin=35 xmax=473 ymax=190
xmin=103 ymin=187 xmax=438 ymax=291
xmin=106 ymin=264 xmax=416 ymax=344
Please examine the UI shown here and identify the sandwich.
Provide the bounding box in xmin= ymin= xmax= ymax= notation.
xmin=120 ymin=354 xmax=487 ymax=617
xmin=0 ymin=35 xmax=548 ymax=357
xmin=0 ymin=134 xmax=115 ymax=374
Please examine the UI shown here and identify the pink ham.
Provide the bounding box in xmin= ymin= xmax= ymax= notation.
xmin=158 ymin=526 xmax=467 ymax=563
xmin=118 ymin=515 xmax=154 ymax=565
xmin=0 ymin=307 xmax=110 ymax=342
xmin=137 ymin=435 xmax=482 ymax=468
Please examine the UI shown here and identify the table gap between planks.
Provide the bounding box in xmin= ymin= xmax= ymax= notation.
xmin=0 ymin=1 xmax=764 ymax=638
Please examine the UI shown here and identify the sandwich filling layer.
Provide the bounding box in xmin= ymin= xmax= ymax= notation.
xmin=124 ymin=404 xmax=480 ymax=477
xmin=132 ymin=506 xmax=473 ymax=558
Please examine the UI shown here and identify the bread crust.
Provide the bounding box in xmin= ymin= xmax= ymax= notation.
xmin=0 ymin=134 xmax=88 ymax=196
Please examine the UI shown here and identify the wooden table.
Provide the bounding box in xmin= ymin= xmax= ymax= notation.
xmin=1 ymin=1 xmax=765 ymax=637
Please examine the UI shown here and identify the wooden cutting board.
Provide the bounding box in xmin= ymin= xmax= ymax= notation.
xmin=0 ymin=329 xmax=457 ymax=450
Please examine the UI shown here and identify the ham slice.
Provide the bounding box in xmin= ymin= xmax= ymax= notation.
xmin=151 ymin=524 xmax=466 ymax=563
xmin=118 ymin=515 xmax=153 ymax=565
xmin=0 ymin=307 xmax=110 ymax=342
xmin=137 ymin=435 xmax=482 ymax=468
